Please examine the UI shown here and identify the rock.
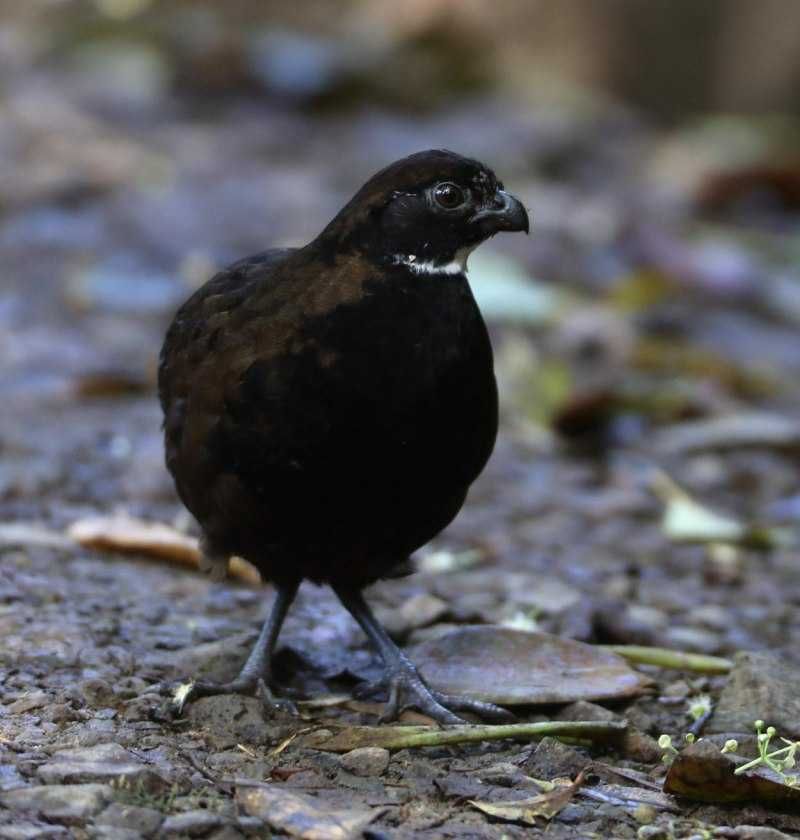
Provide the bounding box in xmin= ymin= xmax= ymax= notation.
xmin=91 ymin=828 xmax=144 ymax=840
xmin=121 ymin=693 xmax=162 ymax=723
xmin=0 ymin=763 xmax=26 ymax=791
xmin=79 ymin=679 xmax=117 ymax=709
xmin=43 ymin=704 xmax=76 ymax=724
xmin=37 ymin=743 xmax=167 ymax=792
xmin=708 ymin=651 xmax=800 ymax=739
xmin=662 ymin=626 xmax=721 ymax=654
xmin=207 ymin=828 xmax=246 ymax=840
xmin=186 ymin=695 xmax=273 ymax=749
xmin=237 ymin=784 xmax=377 ymax=838
xmin=6 ymin=692 xmax=50 ymax=715
xmin=160 ymin=811 xmax=229 ymax=836
xmin=556 ymin=700 xmax=660 ymax=762
xmin=621 ymin=729 xmax=662 ymax=764
xmin=0 ymin=783 xmax=111 ymax=823
xmin=0 ymin=823 xmax=70 ymax=839
xmin=523 ymin=737 xmax=590 ymax=780
xmin=638 ymin=827 xmax=671 ymax=840
xmin=397 ymin=594 xmax=448 ymax=631
xmin=96 ymin=802 xmax=163 ymax=836
xmin=556 ymin=700 xmax=616 ymax=722
xmin=339 ymin=747 xmax=390 ymax=777
xmin=236 ymin=816 xmax=265 ymax=834
xmin=162 ymin=632 xmax=255 ymax=685
xmin=729 ymin=828 xmax=800 ymax=840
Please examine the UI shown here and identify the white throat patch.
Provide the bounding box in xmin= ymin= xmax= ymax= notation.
xmin=395 ymin=245 xmax=475 ymax=276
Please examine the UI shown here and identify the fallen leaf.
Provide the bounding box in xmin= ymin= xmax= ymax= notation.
xmin=469 ymin=771 xmax=584 ymax=825
xmin=664 ymin=739 xmax=800 ymax=811
xmin=67 ymin=514 xmax=261 ymax=584
xmin=410 ymin=627 xmax=652 ymax=705
xmin=236 ymin=783 xmax=379 ymax=839
xmin=651 ymin=471 xmax=792 ymax=548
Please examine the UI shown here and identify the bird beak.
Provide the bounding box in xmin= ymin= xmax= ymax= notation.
xmin=471 ymin=190 xmax=530 ymax=235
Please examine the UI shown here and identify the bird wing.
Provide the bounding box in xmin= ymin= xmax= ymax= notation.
xmin=158 ymin=248 xmax=296 ymax=504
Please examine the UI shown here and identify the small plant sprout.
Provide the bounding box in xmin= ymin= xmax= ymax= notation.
xmin=725 ymin=720 xmax=800 ymax=785
xmin=659 ymin=731 xmax=699 ymax=765
xmin=687 ymin=693 xmax=712 ymax=721
xmin=658 ymin=733 xmax=679 ymax=765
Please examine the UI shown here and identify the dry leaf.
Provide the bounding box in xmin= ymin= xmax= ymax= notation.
xmin=651 ymin=471 xmax=791 ymax=548
xmin=664 ymin=739 xmax=800 ymax=811
xmin=469 ymin=771 xmax=585 ymax=825
xmin=67 ymin=514 xmax=260 ymax=584
xmin=411 ymin=627 xmax=652 ymax=705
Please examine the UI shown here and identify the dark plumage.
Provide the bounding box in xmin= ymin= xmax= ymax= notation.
xmin=159 ymin=150 xmax=529 ymax=723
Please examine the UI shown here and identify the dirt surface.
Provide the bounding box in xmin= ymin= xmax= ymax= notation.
xmin=2 ymin=5 xmax=800 ymax=839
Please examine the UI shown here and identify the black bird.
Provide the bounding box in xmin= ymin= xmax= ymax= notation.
xmin=158 ymin=150 xmax=530 ymax=723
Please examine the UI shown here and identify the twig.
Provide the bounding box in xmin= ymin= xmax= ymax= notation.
xmin=601 ymin=645 xmax=732 ymax=674
xmin=303 ymin=720 xmax=627 ymax=752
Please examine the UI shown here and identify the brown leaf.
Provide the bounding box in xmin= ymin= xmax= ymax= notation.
xmin=664 ymin=740 xmax=800 ymax=811
xmin=236 ymin=784 xmax=379 ymax=839
xmin=67 ymin=514 xmax=260 ymax=585
xmin=411 ymin=627 xmax=653 ymax=705
xmin=469 ymin=771 xmax=585 ymax=825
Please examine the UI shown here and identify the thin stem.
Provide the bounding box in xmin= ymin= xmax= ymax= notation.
xmin=304 ymin=720 xmax=627 ymax=752
xmin=601 ymin=645 xmax=732 ymax=674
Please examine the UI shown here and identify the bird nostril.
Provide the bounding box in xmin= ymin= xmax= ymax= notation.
xmin=491 ymin=192 xmax=508 ymax=210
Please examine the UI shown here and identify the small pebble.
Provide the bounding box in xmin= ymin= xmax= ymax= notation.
xmin=638 ymin=826 xmax=670 ymax=840
xmin=340 ymin=747 xmax=390 ymax=777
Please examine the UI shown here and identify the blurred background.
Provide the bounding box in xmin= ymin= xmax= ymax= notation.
xmin=2 ymin=0 xmax=800 ymax=649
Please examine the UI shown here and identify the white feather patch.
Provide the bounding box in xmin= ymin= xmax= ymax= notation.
xmin=394 ymin=245 xmax=475 ymax=276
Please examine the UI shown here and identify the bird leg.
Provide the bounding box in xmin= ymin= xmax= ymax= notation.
xmin=333 ymin=584 xmax=512 ymax=725
xmin=170 ymin=580 xmax=299 ymax=715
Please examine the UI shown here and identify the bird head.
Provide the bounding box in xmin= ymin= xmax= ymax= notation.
xmin=318 ymin=149 xmax=529 ymax=272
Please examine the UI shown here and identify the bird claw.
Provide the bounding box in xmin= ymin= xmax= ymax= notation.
xmin=375 ymin=664 xmax=512 ymax=726
xmin=256 ymin=678 xmax=298 ymax=717
xmin=429 ymin=691 xmax=515 ymax=724
xmin=159 ymin=676 xmax=296 ymax=718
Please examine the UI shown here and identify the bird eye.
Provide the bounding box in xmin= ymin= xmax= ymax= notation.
xmin=433 ymin=182 xmax=466 ymax=209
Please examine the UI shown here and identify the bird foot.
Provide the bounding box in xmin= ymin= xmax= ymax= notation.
xmin=165 ymin=676 xmax=297 ymax=718
xmin=375 ymin=662 xmax=513 ymax=726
